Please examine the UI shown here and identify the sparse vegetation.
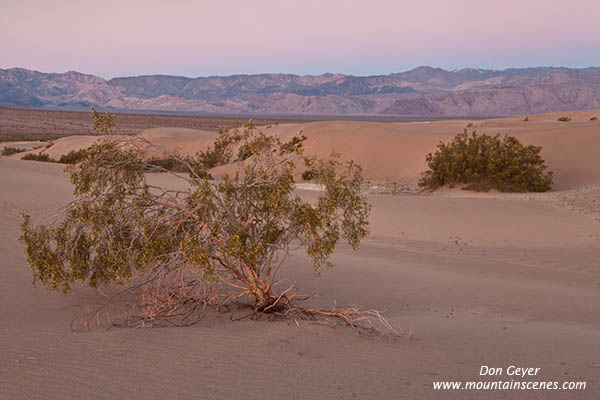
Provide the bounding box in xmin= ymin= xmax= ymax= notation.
xmin=466 ymin=122 xmax=474 ymax=127
xmin=0 ymin=107 xmax=311 ymax=143
xmin=19 ymin=112 xmax=389 ymax=333
xmin=91 ymin=108 xmax=116 ymax=135
xmin=145 ymin=155 xmax=213 ymax=179
xmin=302 ymin=169 xmax=317 ymax=181
xmin=145 ymin=155 xmax=188 ymax=172
xmin=523 ymin=117 xmax=529 ymax=122
xmin=419 ymin=130 xmax=553 ymax=192
xmin=57 ymin=149 xmax=89 ymax=164
xmin=591 ymin=117 xmax=598 ymax=121
xmin=195 ymin=128 xmax=237 ymax=168
xmin=19 ymin=149 xmax=93 ymax=165
xmin=1 ymin=147 xmax=26 ymax=156
xmin=21 ymin=153 xmax=55 ymax=162
xmin=558 ymin=116 xmax=572 ymax=122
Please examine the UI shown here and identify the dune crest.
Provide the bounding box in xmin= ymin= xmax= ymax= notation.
xmin=14 ymin=109 xmax=600 ymax=190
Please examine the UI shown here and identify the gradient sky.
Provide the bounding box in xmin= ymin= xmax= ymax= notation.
xmin=2 ymin=0 xmax=600 ymax=79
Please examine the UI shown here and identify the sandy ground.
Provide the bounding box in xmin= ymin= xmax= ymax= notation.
xmin=1 ymin=112 xmax=599 ymax=399
xmin=10 ymin=128 xmax=217 ymax=160
xmin=264 ymin=110 xmax=600 ymax=189
xmin=13 ymin=109 xmax=600 ymax=190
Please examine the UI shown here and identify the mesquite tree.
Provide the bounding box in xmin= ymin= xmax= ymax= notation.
xmin=20 ymin=120 xmax=371 ymax=316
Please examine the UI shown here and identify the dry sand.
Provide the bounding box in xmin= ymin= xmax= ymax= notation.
xmin=263 ymin=110 xmax=600 ymax=189
xmin=14 ymin=109 xmax=600 ymax=190
xmin=1 ymin=111 xmax=599 ymax=399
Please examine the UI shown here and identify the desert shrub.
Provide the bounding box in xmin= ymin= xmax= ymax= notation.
xmin=419 ymin=130 xmax=553 ymax=192
xmin=19 ymin=116 xmax=381 ymax=331
xmin=466 ymin=122 xmax=474 ymax=127
xmin=22 ymin=148 xmax=93 ymax=165
xmin=523 ymin=117 xmax=529 ymax=122
xmin=57 ymin=149 xmax=89 ymax=164
xmin=236 ymin=142 xmax=257 ymax=162
xmin=302 ymin=169 xmax=317 ymax=181
xmin=195 ymin=128 xmax=238 ymax=168
xmin=188 ymin=167 xmax=213 ymax=180
xmin=21 ymin=153 xmax=55 ymax=162
xmin=91 ymin=108 xmax=115 ymax=135
xmin=145 ymin=155 xmax=186 ymax=172
xmin=557 ymin=116 xmax=571 ymax=122
xmin=195 ymin=121 xmax=295 ymax=167
xmin=145 ymin=155 xmax=213 ymax=179
xmin=1 ymin=147 xmax=26 ymax=156
xmin=590 ymin=117 xmax=598 ymax=121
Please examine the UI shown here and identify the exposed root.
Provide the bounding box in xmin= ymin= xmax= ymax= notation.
xmin=71 ymin=272 xmax=401 ymax=337
xmin=71 ymin=266 xmax=225 ymax=330
xmin=270 ymin=305 xmax=402 ymax=337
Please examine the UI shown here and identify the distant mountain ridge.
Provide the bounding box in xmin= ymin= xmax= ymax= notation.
xmin=2 ymin=66 xmax=600 ymax=116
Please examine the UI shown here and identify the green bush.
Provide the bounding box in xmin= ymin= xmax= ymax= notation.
xmin=557 ymin=116 xmax=571 ymax=122
xmin=236 ymin=143 xmax=255 ymax=162
xmin=21 ymin=149 xmax=90 ymax=164
xmin=17 ymin=109 xmax=395 ymax=332
xmin=20 ymin=121 xmax=370 ymax=318
xmin=91 ymin=108 xmax=115 ymax=135
xmin=1 ymin=147 xmax=26 ymax=156
xmin=196 ymin=128 xmax=237 ymax=169
xmin=419 ymin=130 xmax=553 ymax=192
xmin=57 ymin=149 xmax=89 ymax=164
xmin=302 ymin=169 xmax=317 ymax=181
xmin=21 ymin=153 xmax=56 ymax=162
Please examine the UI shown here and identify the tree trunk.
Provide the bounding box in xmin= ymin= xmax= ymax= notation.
xmin=248 ymin=277 xmax=276 ymax=312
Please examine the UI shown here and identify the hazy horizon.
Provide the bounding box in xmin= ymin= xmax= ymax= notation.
xmin=5 ymin=64 xmax=600 ymax=81
xmin=2 ymin=0 xmax=600 ymax=79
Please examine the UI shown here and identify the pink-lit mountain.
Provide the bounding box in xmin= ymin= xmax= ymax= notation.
xmin=2 ymin=66 xmax=600 ymax=116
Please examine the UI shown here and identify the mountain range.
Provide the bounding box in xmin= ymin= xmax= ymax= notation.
xmin=2 ymin=66 xmax=600 ymax=116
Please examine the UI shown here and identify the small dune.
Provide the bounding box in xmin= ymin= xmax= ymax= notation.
xmin=18 ymin=109 xmax=600 ymax=190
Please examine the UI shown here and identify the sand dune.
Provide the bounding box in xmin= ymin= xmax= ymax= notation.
xmin=15 ymin=109 xmax=600 ymax=190
xmin=1 ymin=111 xmax=599 ymax=399
xmin=265 ymin=110 xmax=600 ymax=189
xmin=13 ymin=127 xmax=217 ymax=160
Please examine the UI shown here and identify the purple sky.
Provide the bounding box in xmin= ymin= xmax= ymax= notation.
xmin=2 ymin=0 xmax=600 ymax=78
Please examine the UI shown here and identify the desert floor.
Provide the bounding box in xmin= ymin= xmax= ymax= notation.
xmin=1 ymin=110 xmax=599 ymax=399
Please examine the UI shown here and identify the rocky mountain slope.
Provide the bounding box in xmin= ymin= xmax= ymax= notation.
xmin=2 ymin=66 xmax=600 ymax=116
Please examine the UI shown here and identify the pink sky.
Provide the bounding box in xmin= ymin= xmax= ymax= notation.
xmin=2 ymin=0 xmax=599 ymax=78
